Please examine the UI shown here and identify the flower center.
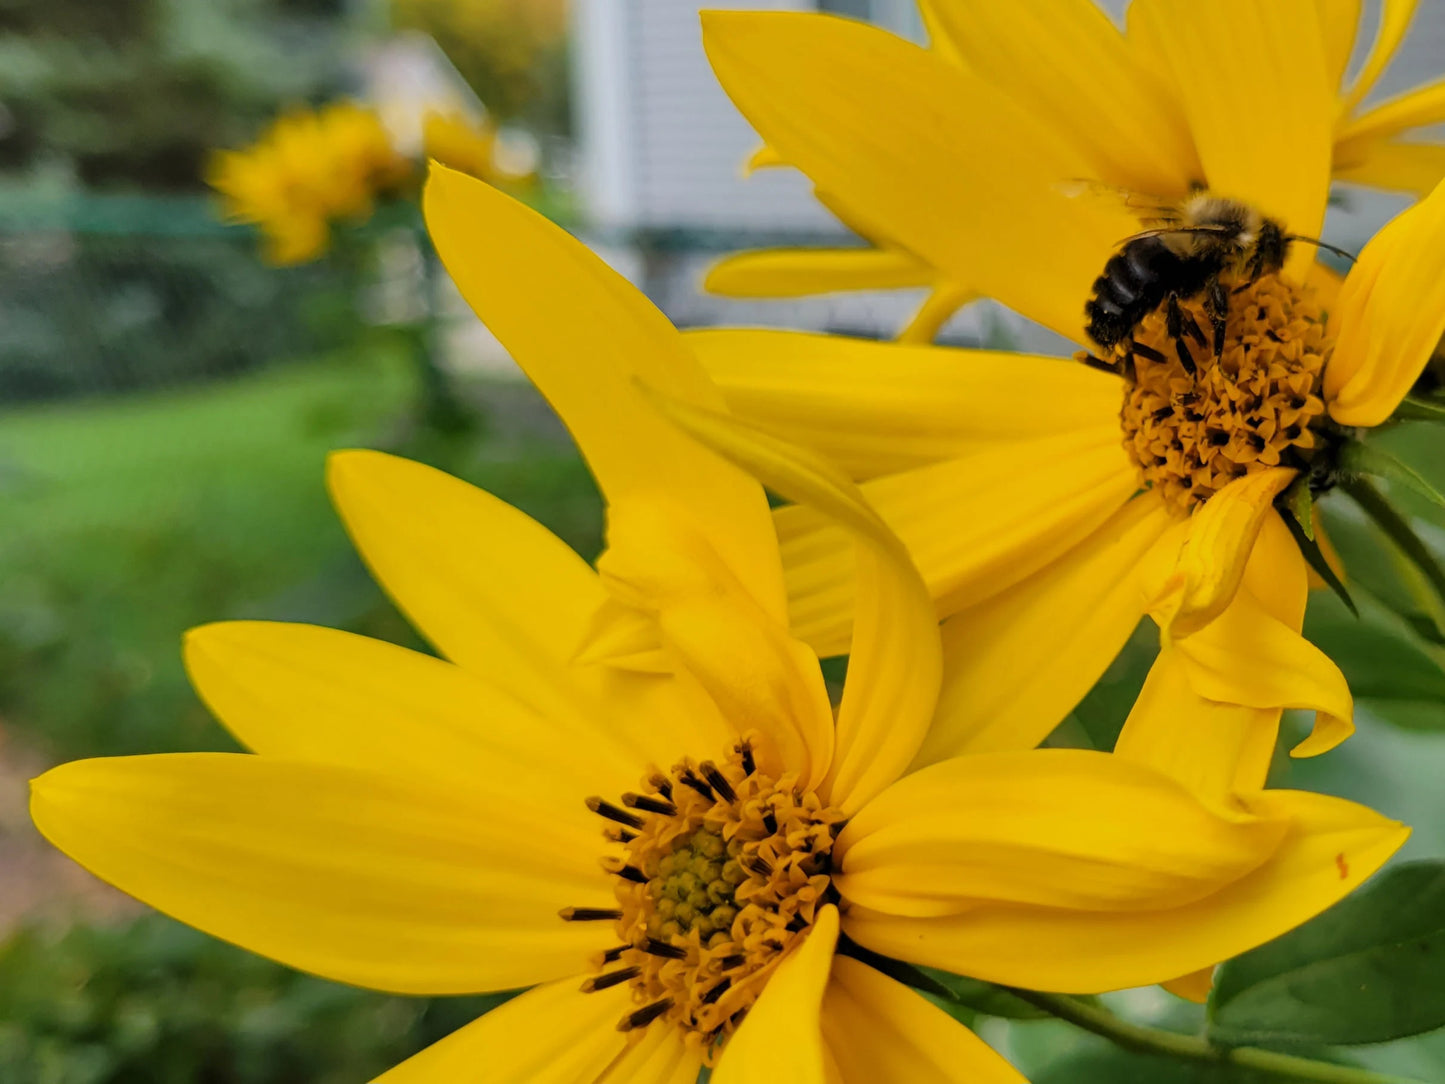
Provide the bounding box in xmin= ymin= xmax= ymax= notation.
xmin=1102 ymin=273 xmax=1336 ymax=513
xmin=562 ymin=738 xmax=843 ymax=1059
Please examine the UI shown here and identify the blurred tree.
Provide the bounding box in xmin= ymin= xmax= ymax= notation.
xmin=391 ymin=0 xmax=570 ymax=131
xmin=0 ymin=0 xmax=354 ymax=189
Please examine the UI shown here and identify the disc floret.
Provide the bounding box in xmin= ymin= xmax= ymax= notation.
xmin=563 ymin=738 xmax=844 ymax=1059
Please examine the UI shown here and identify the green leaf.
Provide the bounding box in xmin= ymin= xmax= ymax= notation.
xmin=1343 ymin=442 xmax=1445 ymax=511
xmin=1284 ymin=475 xmax=1317 ymax=540
xmin=1318 ymin=503 xmax=1445 ymax=646
xmin=1392 ymin=396 xmax=1445 ymax=424
xmin=1344 ymin=476 xmax=1445 ymax=617
xmin=1034 ymin=1048 xmax=1276 ymax=1083
xmin=1210 ymin=861 xmax=1445 ymax=1046
xmin=1280 ymin=500 xmax=1358 ymax=616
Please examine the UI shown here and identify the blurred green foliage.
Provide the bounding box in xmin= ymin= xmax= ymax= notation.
xmin=0 ymin=914 xmax=510 ymax=1083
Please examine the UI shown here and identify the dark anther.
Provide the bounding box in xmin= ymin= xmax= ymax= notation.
xmin=786 ymin=914 xmax=808 ymax=932
xmin=1266 ymin=329 xmax=1284 ymax=343
xmin=647 ymin=774 xmax=673 ymax=801
xmin=1174 ymin=337 xmax=1197 ymax=376
xmin=699 ymin=762 xmax=737 ymax=803
xmin=585 ymin=797 xmax=645 ymax=829
xmin=603 ymin=826 xmax=637 ymax=844
xmin=1151 ymin=406 xmax=1174 ymax=422
xmin=735 ymin=741 xmax=756 ymax=776
xmin=701 ymin=978 xmax=732 ymax=1005
xmin=743 ymin=854 xmax=773 ymax=878
xmin=619 ymin=998 xmax=674 ymax=1032
xmin=603 ymin=859 xmax=647 ymax=884
xmin=1208 ymin=429 xmax=1230 ymax=446
xmin=642 ymin=937 xmax=687 ymax=960
xmin=622 ymin=792 xmax=677 ymax=816
xmin=718 ymin=954 xmax=747 ymax=971
xmin=679 ymin=770 xmax=715 ymax=802
xmin=1133 ymin=341 xmax=1168 ymax=363
xmin=582 ymin=967 xmax=640 ymax=992
xmin=600 ymin=945 xmax=628 ymax=964
xmin=761 ymin=808 xmax=778 ymax=835
xmin=560 ymin=907 xmax=623 ymax=922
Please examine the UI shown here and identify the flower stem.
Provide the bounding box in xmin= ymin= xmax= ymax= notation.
xmin=1000 ymin=988 xmax=1425 ymax=1084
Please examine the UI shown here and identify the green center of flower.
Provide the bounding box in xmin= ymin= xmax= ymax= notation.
xmin=1099 ymin=273 xmax=1340 ymax=513
xmin=562 ymin=738 xmax=844 ymax=1060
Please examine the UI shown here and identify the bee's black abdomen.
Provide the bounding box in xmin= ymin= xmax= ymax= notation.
xmin=1085 ymin=236 xmax=1217 ymax=351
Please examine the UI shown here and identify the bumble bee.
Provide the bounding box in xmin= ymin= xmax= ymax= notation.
xmin=1075 ymin=189 xmax=1351 ymax=375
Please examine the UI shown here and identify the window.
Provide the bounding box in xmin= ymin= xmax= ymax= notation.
xmin=817 ymin=0 xmax=923 ymax=40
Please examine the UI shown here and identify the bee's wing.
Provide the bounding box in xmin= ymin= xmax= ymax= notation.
xmin=1055 ymin=179 xmax=1180 ymax=227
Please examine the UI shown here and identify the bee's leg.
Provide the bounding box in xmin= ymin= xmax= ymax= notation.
xmin=1204 ymin=276 xmax=1229 ymax=359
xmin=1165 ymin=293 xmax=1197 ymax=376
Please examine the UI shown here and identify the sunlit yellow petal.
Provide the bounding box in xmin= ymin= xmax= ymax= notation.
xmin=822 ymin=956 xmax=1027 ymax=1084
xmin=423 ymin=166 xmax=786 ymax=620
xmin=688 ymin=330 xmax=1124 ymax=479
xmin=1116 ymin=652 xmax=1282 ymax=804
xmin=898 ymin=283 xmax=976 ymax=345
xmin=705 ymin=247 xmax=934 ymax=298
xmin=599 ymin=500 xmax=832 ymax=788
xmin=1326 ymin=177 xmax=1445 ymax=425
xmin=31 ymin=755 xmax=612 ymax=994
xmin=1338 ymin=0 xmax=1418 ymax=114
xmin=778 ymin=428 xmax=1137 ymax=656
xmin=843 ymin=789 xmax=1406 ymax=993
xmin=645 ymin=391 xmax=940 ymax=815
xmin=713 ymin=905 xmax=838 ymax=1084
xmin=1335 ymin=139 xmax=1445 ymax=197
xmin=1338 ymin=79 xmax=1445 ymax=149
xmin=702 ymin=11 xmax=1136 ymax=343
xmin=183 ymin=621 xmax=642 ymax=802
xmin=921 ymin=0 xmax=1199 ymax=195
xmin=1147 ymin=470 xmax=1298 ymax=639
xmin=745 ymin=143 xmax=786 ymax=173
xmin=916 ymin=495 xmax=1173 ymax=765
xmin=1162 ymin=966 xmax=1216 ymax=1004
xmin=1317 ymin=0 xmax=1363 ymax=91
xmin=836 ymin=750 xmax=1285 ymax=919
xmin=1133 ymin=0 xmax=1332 ymax=275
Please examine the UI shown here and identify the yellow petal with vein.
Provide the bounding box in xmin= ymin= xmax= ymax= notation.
xmin=375 ymin=979 xmax=703 ymax=1084
xmin=1338 ymin=79 xmax=1445 ymax=150
xmin=1335 ymin=140 xmax=1445 ymax=197
xmin=645 ymin=391 xmax=940 ymax=815
xmin=31 ymin=755 xmax=613 ymax=994
xmin=184 ymin=621 xmax=641 ymax=802
xmin=1147 ymin=469 xmax=1298 ymax=639
xmin=777 ymin=428 xmax=1137 ymax=657
xmin=702 ymin=11 xmax=1135 ymax=343
xmin=705 ymin=247 xmax=933 ymax=298
xmin=822 ymin=957 xmax=1027 ymax=1084
xmin=837 ymin=750 xmax=1284 ymax=918
xmin=423 ymin=166 xmax=785 ymax=620
xmin=1317 ymin=0 xmax=1363 ymax=92
xmin=843 ymin=788 xmax=1406 ymax=993
xmin=1133 ymin=0 xmax=1332 ymax=275
xmin=922 ymin=0 xmax=1199 ymax=195
xmin=713 ymin=905 xmax=838 ymax=1084
xmin=1339 ymin=0 xmax=1418 ymax=114
xmin=917 ymin=494 xmax=1172 ymax=765
xmin=1326 ymin=177 xmax=1445 ymax=425
xmin=689 ymin=329 xmax=1124 ymax=479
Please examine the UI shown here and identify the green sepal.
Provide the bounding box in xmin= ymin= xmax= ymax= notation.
xmin=1279 ymin=499 xmax=1357 ymax=616
xmin=1282 ymin=474 xmax=1316 ymax=541
xmin=1342 ymin=440 xmax=1445 ymax=510
xmin=1392 ymin=394 xmax=1445 ymax=423
xmin=1343 ymin=474 xmax=1445 ymax=614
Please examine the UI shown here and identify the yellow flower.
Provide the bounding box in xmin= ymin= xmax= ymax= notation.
xmin=29 ymin=169 xmax=1406 ymax=1077
xmin=422 ymin=109 xmax=506 ymax=183
xmin=703 ymin=1 xmax=1445 ymax=341
xmin=208 ymin=101 xmax=411 ymax=265
xmin=688 ymin=3 xmax=1445 ymax=774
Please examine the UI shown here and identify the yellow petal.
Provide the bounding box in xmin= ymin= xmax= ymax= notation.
xmin=898 ymin=283 xmax=977 ymax=346
xmin=922 ymin=0 xmax=1200 ymax=195
xmin=713 ymin=905 xmax=839 ymax=1084
xmin=1338 ymin=0 xmax=1418 ymax=115
xmin=842 ymin=788 xmax=1406 ymax=993
xmin=1325 ymin=177 xmax=1445 ymax=425
xmin=644 ymin=391 xmax=941 ymax=815
xmin=705 ymin=247 xmax=934 ymax=298
xmin=183 ymin=621 xmax=643 ymax=803
xmin=423 ymin=166 xmax=786 ymax=621
xmin=30 ymin=755 xmax=613 ymax=994
xmin=702 ymin=11 xmax=1137 ymax=343
xmin=688 ymin=329 xmax=1124 ymax=479
xmin=778 ymin=427 xmax=1138 ymax=656
xmin=836 ymin=749 xmax=1285 ymax=919
xmin=916 ymin=494 xmax=1173 ymax=765
xmin=375 ymin=978 xmax=704 ymax=1084
xmin=1338 ymin=79 xmax=1445 ymax=150
xmin=1317 ymin=0 xmax=1363 ymax=92
xmin=1162 ymin=966 xmax=1216 ymax=1004
xmin=1116 ymin=651 xmax=1283 ymax=804
xmin=1133 ymin=0 xmax=1333 ymax=275
xmin=1147 ymin=469 xmax=1298 ymax=639
xmin=599 ymin=500 xmax=833 ymax=789
xmin=822 ymin=956 xmax=1027 ymax=1084
xmin=745 ymin=143 xmax=786 ymax=173
xmin=1334 ymin=139 xmax=1445 ymax=197
xmin=1240 ymin=496 xmax=1311 ymax=629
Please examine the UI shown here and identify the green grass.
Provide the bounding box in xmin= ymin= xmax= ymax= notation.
xmin=0 ymin=351 xmax=602 ymax=761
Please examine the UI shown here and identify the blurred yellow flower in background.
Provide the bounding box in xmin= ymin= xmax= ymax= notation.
xmin=27 ymin=170 xmax=1408 ymax=1081
xmin=207 ymin=101 xmax=411 ymax=265
xmin=422 ymin=108 xmax=531 ymax=184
